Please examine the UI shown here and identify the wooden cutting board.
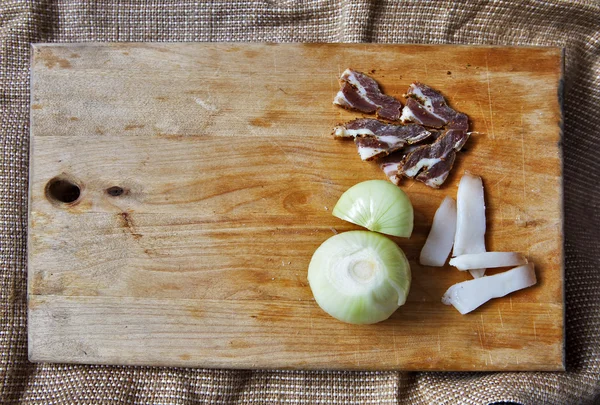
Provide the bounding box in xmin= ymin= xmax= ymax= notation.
xmin=28 ymin=43 xmax=564 ymax=371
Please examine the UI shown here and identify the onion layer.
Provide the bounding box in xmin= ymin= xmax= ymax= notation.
xmin=332 ymin=180 xmax=414 ymax=237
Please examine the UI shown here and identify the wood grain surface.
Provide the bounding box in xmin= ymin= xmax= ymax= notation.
xmin=28 ymin=43 xmax=564 ymax=371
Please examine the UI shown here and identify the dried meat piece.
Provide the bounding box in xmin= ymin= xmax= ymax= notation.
xmin=447 ymin=111 xmax=469 ymax=131
xmin=400 ymin=98 xmax=447 ymax=128
xmin=334 ymin=119 xmax=431 ymax=161
xmin=331 ymin=75 xmax=471 ymax=188
xmin=400 ymin=82 xmax=459 ymax=127
xmin=415 ymin=152 xmax=456 ymax=188
xmin=333 ymin=119 xmax=429 ymax=141
xmin=399 ymin=117 xmax=470 ymax=188
xmin=352 ymin=137 xmax=394 ymax=161
xmin=333 ymin=69 xmax=403 ymax=121
xmin=380 ymin=159 xmax=403 ymax=185
xmin=444 ymin=113 xmax=470 ymax=151
xmin=378 ymin=146 xmax=422 ymax=185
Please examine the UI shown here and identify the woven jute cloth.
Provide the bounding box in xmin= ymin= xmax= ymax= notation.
xmin=1 ymin=1 xmax=599 ymax=404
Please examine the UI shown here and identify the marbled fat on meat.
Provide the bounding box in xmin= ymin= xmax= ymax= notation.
xmin=399 ymin=113 xmax=470 ymax=188
xmin=378 ymin=146 xmax=422 ymax=185
xmin=400 ymin=82 xmax=459 ymax=127
xmin=331 ymin=75 xmax=472 ymax=189
xmin=333 ymin=69 xmax=403 ymax=121
xmin=333 ymin=119 xmax=431 ymax=161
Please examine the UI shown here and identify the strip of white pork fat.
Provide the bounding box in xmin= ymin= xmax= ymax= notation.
xmin=400 ymin=82 xmax=459 ymax=127
xmin=420 ymin=196 xmax=457 ymax=266
xmin=442 ymin=263 xmax=536 ymax=314
xmin=333 ymin=69 xmax=403 ymax=121
xmin=398 ymin=113 xmax=470 ymax=188
xmin=449 ymin=252 xmax=527 ymax=271
xmin=333 ymin=119 xmax=431 ymax=160
xmin=453 ymin=172 xmax=486 ymax=278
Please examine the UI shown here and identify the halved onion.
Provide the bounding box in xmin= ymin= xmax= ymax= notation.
xmin=332 ymin=180 xmax=414 ymax=237
xmin=308 ymin=230 xmax=411 ymax=324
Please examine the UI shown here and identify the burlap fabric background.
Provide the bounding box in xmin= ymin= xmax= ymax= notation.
xmin=1 ymin=1 xmax=599 ymax=404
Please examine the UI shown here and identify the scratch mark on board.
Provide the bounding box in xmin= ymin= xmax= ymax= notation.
xmin=478 ymin=331 xmax=485 ymax=351
xmin=476 ymin=99 xmax=490 ymax=138
xmin=392 ymin=329 xmax=399 ymax=364
xmin=355 ymin=336 xmax=361 ymax=367
xmin=492 ymin=174 xmax=508 ymax=188
xmin=194 ymin=97 xmax=218 ymax=111
xmin=520 ymin=106 xmax=527 ymax=205
xmin=210 ymin=66 xmax=222 ymax=79
xmin=272 ymin=126 xmax=294 ymax=163
xmin=480 ymin=314 xmax=486 ymax=338
xmin=330 ymin=73 xmax=336 ymax=112
xmin=494 ymin=174 xmax=508 ymax=226
xmin=485 ymin=55 xmax=495 ymax=140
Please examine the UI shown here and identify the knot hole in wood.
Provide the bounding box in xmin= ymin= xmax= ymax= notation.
xmin=45 ymin=176 xmax=81 ymax=205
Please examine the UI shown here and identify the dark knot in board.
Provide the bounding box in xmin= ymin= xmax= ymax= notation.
xmin=106 ymin=186 xmax=125 ymax=197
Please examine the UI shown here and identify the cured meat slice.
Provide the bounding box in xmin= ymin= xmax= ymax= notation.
xmin=352 ymin=137 xmax=394 ymax=161
xmin=377 ymin=145 xmax=422 ymax=185
xmin=333 ymin=119 xmax=429 ymax=141
xmin=444 ymin=113 xmax=470 ymax=151
xmin=334 ymin=119 xmax=431 ymax=161
xmin=400 ymin=82 xmax=458 ymax=127
xmin=400 ymin=98 xmax=447 ymax=128
xmin=379 ymin=152 xmax=405 ymax=185
xmin=399 ymin=116 xmax=470 ymax=188
xmin=333 ymin=69 xmax=403 ymax=121
xmin=447 ymin=111 xmax=469 ymax=131
xmin=414 ymin=152 xmax=456 ymax=188
xmin=330 ymin=75 xmax=471 ymax=188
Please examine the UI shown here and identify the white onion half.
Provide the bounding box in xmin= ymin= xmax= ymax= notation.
xmin=308 ymin=231 xmax=411 ymax=324
xmin=332 ymin=180 xmax=414 ymax=238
